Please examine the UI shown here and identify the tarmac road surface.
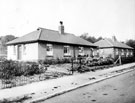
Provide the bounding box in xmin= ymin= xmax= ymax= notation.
xmin=39 ymin=69 xmax=135 ymax=103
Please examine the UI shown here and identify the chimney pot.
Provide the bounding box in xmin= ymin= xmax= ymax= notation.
xmin=60 ymin=21 xmax=63 ymax=25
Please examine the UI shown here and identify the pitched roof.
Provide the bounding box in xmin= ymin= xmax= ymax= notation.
xmin=7 ymin=28 xmax=97 ymax=47
xmin=94 ymin=38 xmax=133 ymax=49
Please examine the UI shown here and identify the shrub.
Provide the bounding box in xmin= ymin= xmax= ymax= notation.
xmin=39 ymin=58 xmax=72 ymax=65
xmin=0 ymin=60 xmax=18 ymax=79
xmin=23 ymin=62 xmax=41 ymax=76
xmin=121 ymin=57 xmax=135 ymax=64
xmin=0 ymin=60 xmax=45 ymax=79
xmin=86 ymin=57 xmax=114 ymax=67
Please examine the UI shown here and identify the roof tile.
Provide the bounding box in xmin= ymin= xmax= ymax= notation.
xmin=94 ymin=38 xmax=133 ymax=49
xmin=7 ymin=28 xmax=97 ymax=47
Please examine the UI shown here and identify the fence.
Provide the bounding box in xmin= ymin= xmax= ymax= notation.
xmin=0 ymin=70 xmax=68 ymax=89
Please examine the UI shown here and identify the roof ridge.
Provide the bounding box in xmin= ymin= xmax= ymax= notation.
xmin=38 ymin=27 xmax=59 ymax=32
xmin=38 ymin=27 xmax=75 ymax=35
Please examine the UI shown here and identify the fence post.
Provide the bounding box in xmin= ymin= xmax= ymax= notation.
xmin=71 ymin=58 xmax=74 ymax=75
xmin=119 ymin=56 xmax=122 ymax=65
xmin=78 ymin=57 xmax=82 ymax=72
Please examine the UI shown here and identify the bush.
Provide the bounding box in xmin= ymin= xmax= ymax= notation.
xmin=121 ymin=57 xmax=135 ymax=64
xmin=86 ymin=57 xmax=114 ymax=67
xmin=39 ymin=58 xmax=72 ymax=65
xmin=0 ymin=60 xmax=19 ymax=79
xmin=0 ymin=60 xmax=45 ymax=79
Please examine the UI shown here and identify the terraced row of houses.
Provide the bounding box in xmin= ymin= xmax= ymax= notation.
xmin=94 ymin=36 xmax=133 ymax=59
xmin=4 ymin=22 xmax=134 ymax=61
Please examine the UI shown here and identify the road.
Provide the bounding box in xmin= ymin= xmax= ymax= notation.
xmin=39 ymin=70 xmax=135 ymax=103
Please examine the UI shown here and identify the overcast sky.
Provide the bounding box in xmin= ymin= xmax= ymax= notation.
xmin=0 ymin=0 xmax=135 ymax=41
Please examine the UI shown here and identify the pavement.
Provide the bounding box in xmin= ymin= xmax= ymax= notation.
xmin=0 ymin=63 xmax=135 ymax=103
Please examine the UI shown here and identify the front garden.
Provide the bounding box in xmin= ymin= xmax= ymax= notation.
xmin=0 ymin=56 xmax=135 ymax=89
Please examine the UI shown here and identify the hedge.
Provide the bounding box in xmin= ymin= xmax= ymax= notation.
xmin=0 ymin=60 xmax=44 ymax=79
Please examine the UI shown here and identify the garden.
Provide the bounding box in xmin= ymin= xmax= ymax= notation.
xmin=0 ymin=56 xmax=135 ymax=89
xmin=0 ymin=59 xmax=70 ymax=89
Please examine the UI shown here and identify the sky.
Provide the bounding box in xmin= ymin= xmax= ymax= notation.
xmin=0 ymin=0 xmax=135 ymax=42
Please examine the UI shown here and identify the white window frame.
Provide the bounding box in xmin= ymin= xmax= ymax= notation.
xmin=121 ymin=49 xmax=124 ymax=55
xmin=63 ymin=45 xmax=71 ymax=56
xmin=78 ymin=47 xmax=84 ymax=56
xmin=46 ymin=44 xmax=53 ymax=56
xmin=130 ymin=50 xmax=133 ymax=56
xmin=126 ymin=49 xmax=129 ymax=57
xmin=93 ymin=49 xmax=98 ymax=56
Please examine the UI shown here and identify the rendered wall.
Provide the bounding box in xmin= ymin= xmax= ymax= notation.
xmin=22 ymin=43 xmax=38 ymax=61
xmin=38 ymin=42 xmax=94 ymax=60
xmin=99 ymin=48 xmax=133 ymax=59
xmin=99 ymin=48 xmax=114 ymax=58
xmin=38 ymin=42 xmax=74 ymax=60
xmin=7 ymin=45 xmax=17 ymax=60
xmin=7 ymin=43 xmax=38 ymax=61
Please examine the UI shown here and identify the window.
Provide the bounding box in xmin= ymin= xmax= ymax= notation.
xmin=126 ymin=49 xmax=129 ymax=57
xmin=78 ymin=47 xmax=84 ymax=55
xmin=130 ymin=50 xmax=133 ymax=56
xmin=64 ymin=46 xmax=71 ymax=56
xmin=46 ymin=44 xmax=53 ymax=56
xmin=121 ymin=49 xmax=124 ymax=55
xmin=93 ymin=49 xmax=98 ymax=56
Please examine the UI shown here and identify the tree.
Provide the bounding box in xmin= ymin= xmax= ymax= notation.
xmin=0 ymin=35 xmax=16 ymax=58
xmin=80 ymin=33 xmax=89 ymax=40
xmin=126 ymin=39 xmax=135 ymax=48
xmin=0 ymin=35 xmax=16 ymax=46
xmin=80 ymin=33 xmax=103 ymax=43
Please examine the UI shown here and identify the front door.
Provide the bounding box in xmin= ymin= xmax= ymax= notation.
xmin=18 ymin=45 xmax=22 ymax=60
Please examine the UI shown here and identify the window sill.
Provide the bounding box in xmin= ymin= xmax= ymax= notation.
xmin=47 ymin=55 xmax=53 ymax=57
xmin=64 ymin=55 xmax=71 ymax=57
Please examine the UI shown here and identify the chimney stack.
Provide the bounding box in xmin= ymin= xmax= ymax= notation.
xmin=112 ymin=36 xmax=117 ymax=42
xmin=58 ymin=21 xmax=64 ymax=34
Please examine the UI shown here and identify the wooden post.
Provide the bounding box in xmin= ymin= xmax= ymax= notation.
xmin=79 ymin=57 xmax=82 ymax=71
xmin=119 ymin=55 xmax=122 ymax=65
xmin=71 ymin=58 xmax=74 ymax=75
xmin=114 ymin=55 xmax=122 ymax=65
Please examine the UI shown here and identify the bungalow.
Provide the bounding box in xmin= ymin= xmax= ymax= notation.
xmin=94 ymin=36 xmax=134 ymax=59
xmin=7 ymin=22 xmax=97 ymax=61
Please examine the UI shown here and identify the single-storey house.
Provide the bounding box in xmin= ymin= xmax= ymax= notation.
xmin=7 ymin=22 xmax=97 ymax=61
xmin=94 ymin=36 xmax=134 ymax=59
